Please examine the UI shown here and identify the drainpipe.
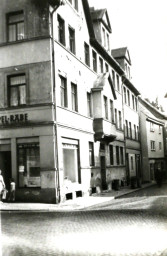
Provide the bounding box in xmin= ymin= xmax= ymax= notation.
xmin=50 ymin=0 xmax=66 ymax=203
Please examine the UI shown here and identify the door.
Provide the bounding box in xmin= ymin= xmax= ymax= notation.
xmin=100 ymin=156 xmax=107 ymax=190
xmin=0 ymin=151 xmax=12 ymax=190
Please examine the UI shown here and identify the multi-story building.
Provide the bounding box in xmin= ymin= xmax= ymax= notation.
xmin=0 ymin=0 xmax=145 ymax=203
xmin=112 ymin=48 xmax=141 ymax=185
xmin=139 ymin=97 xmax=166 ymax=182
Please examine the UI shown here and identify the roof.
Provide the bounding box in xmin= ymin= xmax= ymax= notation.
xmin=111 ymin=47 xmax=131 ymax=65
xmin=92 ymin=72 xmax=117 ymax=100
xmin=90 ymin=7 xmax=112 ymax=32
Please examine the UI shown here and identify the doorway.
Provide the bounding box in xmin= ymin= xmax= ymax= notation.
xmin=0 ymin=151 xmax=12 ymax=190
xmin=100 ymin=156 xmax=107 ymax=190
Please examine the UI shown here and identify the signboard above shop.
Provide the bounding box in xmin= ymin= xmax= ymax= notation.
xmin=0 ymin=113 xmax=28 ymax=124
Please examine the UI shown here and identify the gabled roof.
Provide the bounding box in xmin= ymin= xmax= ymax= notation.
xmin=90 ymin=7 xmax=112 ymax=33
xmin=112 ymin=47 xmax=131 ymax=65
xmin=92 ymin=72 xmax=117 ymax=100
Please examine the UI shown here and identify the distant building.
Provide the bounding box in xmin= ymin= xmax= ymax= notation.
xmin=139 ymin=97 xmax=166 ymax=182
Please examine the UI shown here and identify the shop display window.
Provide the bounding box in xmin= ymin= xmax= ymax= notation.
xmin=18 ymin=143 xmax=40 ymax=187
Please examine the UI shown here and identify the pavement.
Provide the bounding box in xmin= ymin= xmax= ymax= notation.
xmin=0 ymin=182 xmax=155 ymax=212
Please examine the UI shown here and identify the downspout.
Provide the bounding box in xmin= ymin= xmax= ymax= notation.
xmin=50 ymin=0 xmax=66 ymax=203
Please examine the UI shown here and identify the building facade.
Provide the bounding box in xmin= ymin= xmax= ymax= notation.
xmin=0 ymin=0 xmax=149 ymax=203
xmin=139 ymin=97 xmax=166 ymax=182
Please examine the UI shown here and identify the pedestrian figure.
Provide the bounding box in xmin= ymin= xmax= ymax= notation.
xmin=95 ymin=173 xmax=102 ymax=194
xmin=89 ymin=173 xmax=95 ymax=195
xmin=8 ymin=178 xmax=16 ymax=202
xmin=0 ymin=169 xmax=5 ymax=203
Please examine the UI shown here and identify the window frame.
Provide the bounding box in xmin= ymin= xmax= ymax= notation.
xmin=151 ymin=140 xmax=155 ymax=151
xmin=69 ymin=26 xmax=75 ymax=54
xmin=104 ymin=96 xmax=108 ymax=119
xmin=57 ymin=14 xmax=65 ymax=46
xmin=7 ymin=10 xmax=24 ymax=42
xmin=8 ymin=73 xmax=27 ymax=107
xmin=99 ymin=57 xmax=103 ymax=73
xmin=92 ymin=50 xmax=97 ymax=72
xmin=84 ymin=42 xmax=90 ymax=66
xmin=89 ymin=142 xmax=94 ymax=166
xmin=109 ymin=145 xmax=114 ymax=165
xmin=87 ymin=92 xmax=92 ymax=117
xmin=71 ymin=82 xmax=78 ymax=112
xmin=60 ymin=75 xmax=68 ymax=108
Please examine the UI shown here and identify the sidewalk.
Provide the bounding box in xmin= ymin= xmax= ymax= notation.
xmin=0 ymin=182 xmax=155 ymax=212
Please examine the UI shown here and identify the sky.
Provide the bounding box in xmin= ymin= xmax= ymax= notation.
xmin=88 ymin=0 xmax=167 ymax=112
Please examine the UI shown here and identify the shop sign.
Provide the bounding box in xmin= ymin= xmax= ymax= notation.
xmin=0 ymin=113 xmax=28 ymax=124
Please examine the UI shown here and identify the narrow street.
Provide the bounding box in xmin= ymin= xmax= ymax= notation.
xmin=1 ymin=184 xmax=167 ymax=256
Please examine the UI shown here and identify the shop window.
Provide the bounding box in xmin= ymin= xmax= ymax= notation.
xmin=18 ymin=143 xmax=40 ymax=187
xmin=7 ymin=11 xmax=24 ymax=42
xmin=89 ymin=142 xmax=94 ymax=166
xmin=57 ymin=15 xmax=65 ymax=46
xmin=87 ymin=92 xmax=92 ymax=117
xmin=8 ymin=74 xmax=26 ymax=107
xmin=71 ymin=83 xmax=78 ymax=111
xmin=69 ymin=26 xmax=75 ymax=54
xmin=60 ymin=76 xmax=68 ymax=108
xmin=92 ymin=50 xmax=97 ymax=72
xmin=109 ymin=145 xmax=114 ymax=165
xmin=84 ymin=42 xmax=90 ymax=66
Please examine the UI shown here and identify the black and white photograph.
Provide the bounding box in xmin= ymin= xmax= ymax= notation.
xmin=0 ymin=0 xmax=167 ymax=255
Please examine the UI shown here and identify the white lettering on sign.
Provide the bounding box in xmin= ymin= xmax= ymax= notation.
xmin=0 ymin=113 xmax=28 ymax=124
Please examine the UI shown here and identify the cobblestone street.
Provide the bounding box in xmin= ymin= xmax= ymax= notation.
xmin=1 ymin=184 xmax=167 ymax=256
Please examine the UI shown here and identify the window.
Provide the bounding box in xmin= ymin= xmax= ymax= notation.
xmin=105 ymin=63 xmax=109 ymax=72
xmin=125 ymin=120 xmax=128 ymax=137
xmin=69 ymin=26 xmax=75 ymax=54
xmin=159 ymin=142 xmax=162 ymax=150
xmin=116 ymin=146 xmax=120 ymax=165
xmin=115 ymin=108 xmax=118 ymax=127
xmin=131 ymin=156 xmax=134 ymax=170
xmin=116 ymin=74 xmax=120 ymax=91
xmin=84 ymin=42 xmax=90 ymax=66
xmin=137 ymin=126 xmax=139 ymax=140
xmin=135 ymin=97 xmax=138 ymax=111
xmin=129 ymin=122 xmax=132 ymax=138
xmin=102 ymin=27 xmax=106 ymax=47
xmin=110 ymin=100 xmax=114 ymax=123
xmin=99 ymin=57 xmax=103 ymax=73
xmin=132 ymin=95 xmax=135 ymax=109
xmin=150 ymin=122 xmax=154 ymax=132
xmin=109 ymin=145 xmax=114 ymax=165
xmin=107 ymin=33 xmax=110 ymax=51
xmin=118 ymin=111 xmax=122 ymax=129
xmin=151 ymin=140 xmax=155 ymax=151
xmin=159 ymin=125 xmax=162 ymax=134
xmin=120 ymin=147 xmax=124 ymax=165
xmin=87 ymin=92 xmax=92 ymax=117
xmin=18 ymin=143 xmax=40 ymax=187
xmin=71 ymin=83 xmax=78 ymax=111
xmin=92 ymin=50 xmax=97 ymax=72
xmin=74 ymin=0 xmax=78 ymax=11
xmin=100 ymin=143 xmax=105 ymax=151
xmin=134 ymin=124 xmax=137 ymax=140
xmin=89 ymin=142 xmax=94 ymax=166
xmin=124 ymin=87 xmax=127 ymax=104
xmin=127 ymin=90 xmax=130 ymax=106
xmin=8 ymin=74 xmax=26 ymax=107
xmin=112 ymin=70 xmax=115 ymax=88
xmin=57 ymin=15 xmax=65 ymax=46
xmin=7 ymin=11 xmax=24 ymax=42
xmin=60 ymin=76 xmax=67 ymax=108
xmin=104 ymin=96 xmax=108 ymax=119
